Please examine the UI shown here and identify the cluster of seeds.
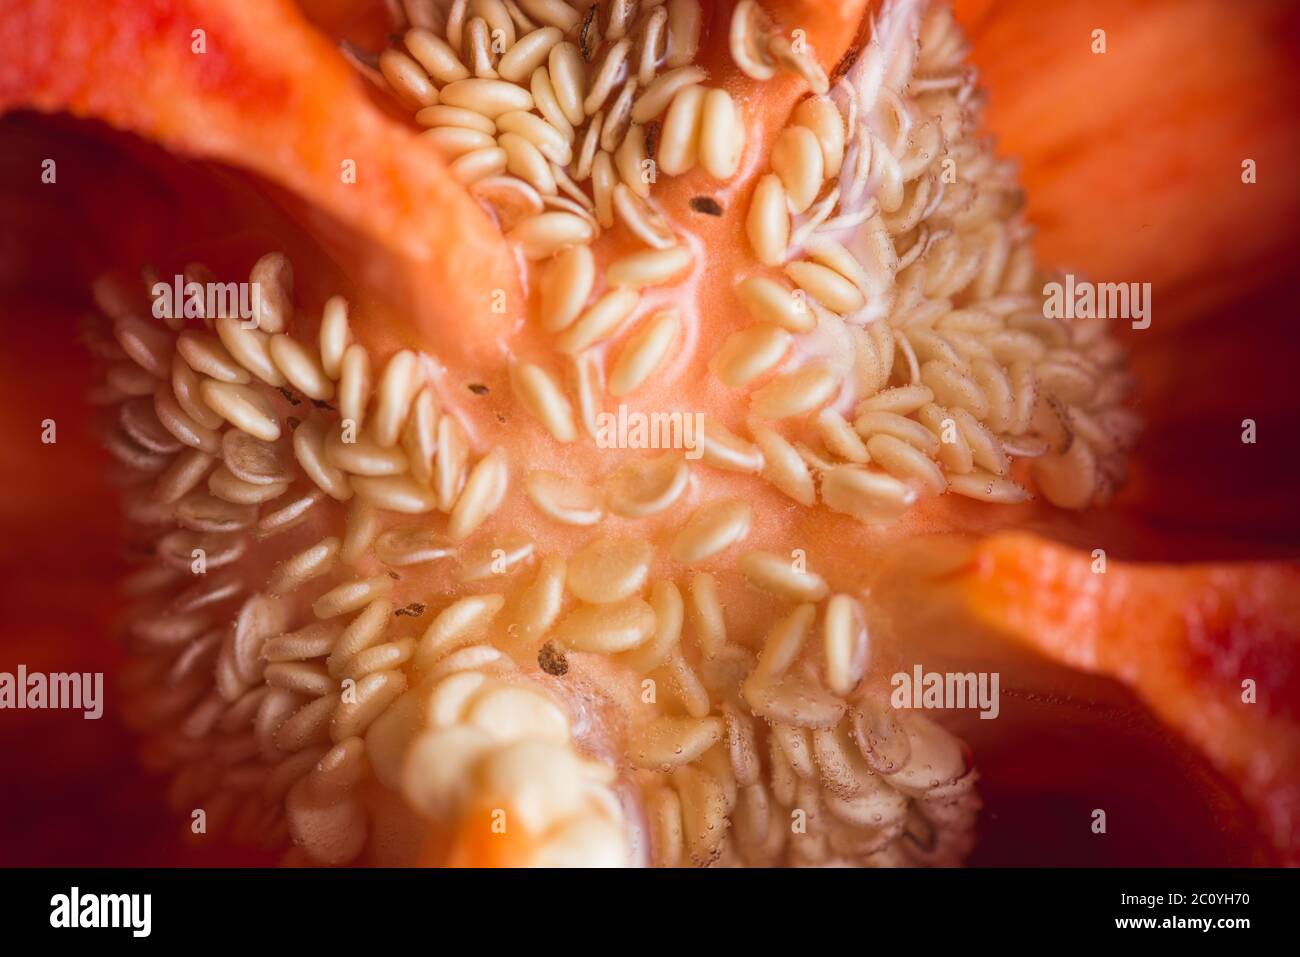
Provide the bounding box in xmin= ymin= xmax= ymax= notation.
xmin=86 ymin=243 xmax=979 ymax=865
xmin=380 ymin=0 xmax=744 ymax=253
xmin=715 ymin=0 xmax=1139 ymax=517
xmin=88 ymin=254 xmax=630 ymax=866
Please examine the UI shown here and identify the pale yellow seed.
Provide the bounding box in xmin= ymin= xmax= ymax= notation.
xmin=496 ymin=108 xmax=572 ymax=164
xmin=215 ymin=316 xmax=284 ymax=387
xmin=518 ymin=0 xmax=578 ymax=31
xmin=591 ymin=150 xmax=616 ymax=228
xmin=170 ymin=356 xmax=226 ymax=430
xmin=854 ymin=410 xmax=941 ymax=454
xmin=508 ymin=212 xmax=595 ymax=259
xmin=671 ymin=498 xmax=752 ymax=564
xmin=508 ymin=554 xmax=567 ymax=642
xmin=616 ymin=579 xmax=683 ymax=673
xmin=567 ymin=538 xmax=652 ymax=604
xmin=805 ymin=235 xmax=876 ymax=300
xmin=199 ymin=380 xmax=280 ymax=442
xmin=414 ymin=593 xmax=504 ymax=669
xmin=313 ymin=576 xmax=395 ymax=620
xmin=449 ymin=147 xmax=509 ymax=184
xmin=416 ymin=104 xmax=497 ymax=134
xmin=771 ymin=125 xmax=824 ymax=214
xmin=270 ymin=538 xmax=341 ymax=596
xmin=821 ymin=465 xmax=916 ymax=524
xmin=710 ymin=325 xmax=791 ymax=388
xmin=665 ymin=0 xmax=702 ymax=68
xmin=584 ymin=39 xmax=631 ymax=116
xmin=373 ymin=525 xmax=454 ymax=567
xmin=698 ymin=88 xmax=744 ymax=180
xmin=380 ymin=48 xmax=439 ymax=108
xmin=815 ymin=408 xmax=869 ymax=463
xmin=293 ymin=416 xmax=353 ymax=501
xmin=269 ymin=335 xmax=334 ymax=401
xmin=857 ymin=384 xmax=935 ymax=416
xmin=539 ymin=244 xmax=594 ymax=333
xmin=455 ymin=534 xmax=535 ymax=582
xmin=599 ymin=78 xmax=638 ymax=153
xmin=510 ymin=361 xmax=576 ymax=441
xmin=784 ymin=261 xmax=865 ymax=314
xmin=114 ymin=315 xmax=173 ymax=378
xmin=325 ymin=424 xmax=408 ymax=476
xmin=249 ymin=252 xmax=293 ymax=334
xmin=341 ymin=499 xmax=380 ymax=565
xmin=555 ymin=287 xmax=639 ymax=354
xmin=605 ymin=453 xmax=689 ymax=518
xmin=401 ymin=386 xmax=440 ymax=487
xmin=657 ymin=84 xmax=705 ymax=176
xmin=523 ymin=470 xmax=603 ymax=525
xmin=319 ymin=296 xmax=351 ymax=381
xmin=435 ymin=415 xmax=469 ymax=512
xmin=1033 ymin=438 xmax=1097 ymax=509
xmin=154 ymin=383 xmax=220 ymax=454
xmin=499 ymin=131 xmax=557 ymax=194
xmin=568 ymin=350 xmax=605 ymax=440
xmin=606 ymin=246 xmax=692 ymax=289
xmin=405 ymin=28 xmax=470 ymax=84
xmin=739 ymin=550 xmax=828 ymax=602
xmin=439 ymin=78 xmax=534 ymax=117
xmin=729 ymin=0 xmax=776 ymax=80
xmin=350 ymin=474 xmax=440 ymax=513
xmin=422 ymin=126 xmax=497 ymax=159
xmin=632 ymin=65 xmax=707 ymax=124
xmin=547 ymin=42 xmax=586 ymax=127
xmin=530 ymin=65 xmax=574 ymax=139
xmin=573 ymin=109 xmax=603 ymax=181
xmin=948 ymin=469 xmax=1031 ymax=504
xmin=823 ymin=594 xmax=867 ymax=696
xmin=497 ymin=25 xmax=563 ymax=83
xmin=338 ymin=344 xmax=372 ymax=430
xmin=699 ymin=418 xmax=763 ymax=473
xmin=751 ymin=363 xmax=839 ymax=419
xmin=921 ymin=360 xmax=989 ymax=420
xmin=608 ymin=309 xmax=678 ymax=396
xmin=736 ymin=276 xmax=814 ymax=333
xmin=612 ymin=184 xmax=675 ymax=249
xmin=637 ymin=6 xmax=669 ymax=86
xmin=552 ymin=597 xmax=656 ymax=654
xmin=629 ymin=716 xmax=723 ymax=770
xmin=614 ymin=123 xmax=649 ymax=198
xmin=746 ymin=175 xmax=789 ymax=267
xmin=751 ymin=422 xmax=815 ymax=505
xmin=448 ymin=447 xmax=508 ymax=541
xmin=792 ymin=96 xmax=845 ymax=178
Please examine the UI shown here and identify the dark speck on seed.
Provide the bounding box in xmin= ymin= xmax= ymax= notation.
xmin=286 ymin=416 xmax=302 ymax=430
xmin=579 ymin=6 xmax=599 ymax=62
xmin=395 ymin=601 xmax=426 ymax=618
xmin=538 ymin=641 xmax=569 ymax=677
xmin=311 ymin=399 xmax=335 ymax=410
xmin=690 ymin=196 xmax=723 ymax=216
xmin=277 ymin=386 xmax=302 ymax=406
xmin=468 ymin=383 xmax=489 ymax=395
xmin=645 ymin=120 xmax=661 ymax=159
xmin=386 ymin=570 xmax=401 ymax=580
